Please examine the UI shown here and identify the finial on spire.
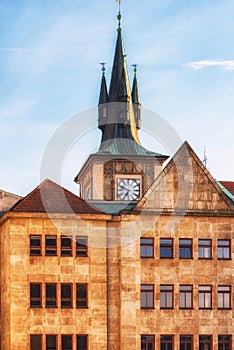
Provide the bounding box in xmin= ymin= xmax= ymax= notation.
xmin=132 ymin=64 xmax=138 ymax=76
xmin=116 ymin=0 xmax=122 ymax=31
xmin=100 ymin=62 xmax=106 ymax=75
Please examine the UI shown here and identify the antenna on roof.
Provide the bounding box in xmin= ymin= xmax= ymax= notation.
xmin=203 ymin=146 xmax=207 ymax=167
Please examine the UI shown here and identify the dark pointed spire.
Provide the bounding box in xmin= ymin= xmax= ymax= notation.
xmin=132 ymin=65 xmax=141 ymax=129
xmin=99 ymin=63 xmax=109 ymax=104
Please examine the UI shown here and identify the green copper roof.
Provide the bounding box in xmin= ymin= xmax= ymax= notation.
xmin=89 ymin=201 xmax=136 ymax=215
xmin=96 ymin=137 xmax=168 ymax=158
xmin=216 ymin=181 xmax=234 ymax=202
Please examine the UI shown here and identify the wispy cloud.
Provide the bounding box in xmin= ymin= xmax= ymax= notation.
xmin=185 ymin=59 xmax=234 ymax=71
xmin=0 ymin=47 xmax=29 ymax=52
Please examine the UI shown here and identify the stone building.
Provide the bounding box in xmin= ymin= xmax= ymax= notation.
xmin=0 ymin=10 xmax=233 ymax=350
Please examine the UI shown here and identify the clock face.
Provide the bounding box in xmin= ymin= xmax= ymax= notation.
xmin=116 ymin=178 xmax=141 ymax=201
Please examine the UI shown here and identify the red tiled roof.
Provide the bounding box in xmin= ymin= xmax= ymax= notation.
xmin=219 ymin=181 xmax=234 ymax=196
xmin=11 ymin=179 xmax=103 ymax=214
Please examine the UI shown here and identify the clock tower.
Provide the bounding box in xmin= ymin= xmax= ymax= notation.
xmin=75 ymin=12 xmax=168 ymax=207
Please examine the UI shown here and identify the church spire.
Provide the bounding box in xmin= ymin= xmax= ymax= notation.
xmin=131 ymin=65 xmax=141 ymax=129
xmin=98 ymin=63 xmax=109 ymax=131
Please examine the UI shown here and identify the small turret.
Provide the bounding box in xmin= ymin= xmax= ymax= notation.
xmin=131 ymin=65 xmax=141 ymax=129
xmin=98 ymin=63 xmax=109 ymax=131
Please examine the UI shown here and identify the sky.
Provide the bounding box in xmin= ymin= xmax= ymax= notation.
xmin=0 ymin=0 xmax=234 ymax=197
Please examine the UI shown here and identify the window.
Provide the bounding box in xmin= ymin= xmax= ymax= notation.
xmin=140 ymin=238 xmax=154 ymax=258
xmin=179 ymin=285 xmax=193 ymax=309
xmin=198 ymin=240 xmax=212 ymax=259
xmin=61 ymin=284 xmax=72 ymax=308
xmin=61 ymin=236 xmax=72 ymax=256
xmin=141 ymin=284 xmax=154 ymax=309
xmin=62 ymin=335 xmax=72 ymax=350
xmin=199 ymin=335 xmax=212 ymax=350
xmin=45 ymin=236 xmax=57 ymax=256
xmin=76 ymin=236 xmax=88 ymax=257
xmin=179 ymin=239 xmax=192 ymax=258
xmin=141 ymin=335 xmax=155 ymax=350
xmin=46 ymin=335 xmax=57 ymax=350
xmin=77 ymin=335 xmax=88 ymax=350
xmin=160 ymin=239 xmax=173 ymax=258
xmin=30 ymin=235 xmax=42 ymax=256
xmin=46 ymin=283 xmax=57 ymax=308
xmin=76 ymin=283 xmax=88 ymax=308
xmin=30 ymin=283 xmax=42 ymax=308
xmin=218 ymin=335 xmax=232 ymax=350
xmin=218 ymin=286 xmax=231 ymax=309
xmin=30 ymin=335 xmax=42 ymax=350
xmin=160 ymin=285 xmax=173 ymax=309
xmin=218 ymin=240 xmax=231 ymax=259
xmin=180 ymin=335 xmax=193 ymax=350
xmin=160 ymin=335 xmax=174 ymax=350
xmin=199 ymin=286 xmax=212 ymax=309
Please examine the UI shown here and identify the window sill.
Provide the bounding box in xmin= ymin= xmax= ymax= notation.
xmin=141 ymin=307 xmax=155 ymax=310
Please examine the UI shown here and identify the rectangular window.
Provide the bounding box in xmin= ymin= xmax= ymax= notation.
xmin=179 ymin=239 xmax=192 ymax=259
xmin=45 ymin=236 xmax=57 ymax=256
xmin=46 ymin=335 xmax=57 ymax=350
xmin=160 ymin=335 xmax=174 ymax=350
xmin=62 ymin=335 xmax=72 ymax=350
xmin=180 ymin=335 xmax=193 ymax=350
xmin=199 ymin=335 xmax=212 ymax=350
xmin=160 ymin=238 xmax=173 ymax=258
xmin=61 ymin=284 xmax=73 ymax=308
xmin=218 ymin=240 xmax=231 ymax=259
xmin=30 ymin=235 xmax=42 ymax=256
xmin=140 ymin=238 xmax=154 ymax=258
xmin=141 ymin=335 xmax=155 ymax=350
xmin=61 ymin=236 xmax=72 ymax=256
xmin=199 ymin=286 xmax=212 ymax=309
xmin=76 ymin=236 xmax=88 ymax=257
xmin=218 ymin=286 xmax=231 ymax=309
xmin=180 ymin=285 xmax=193 ymax=309
xmin=141 ymin=284 xmax=154 ymax=309
xmin=160 ymin=285 xmax=173 ymax=309
xmin=76 ymin=283 xmax=88 ymax=308
xmin=30 ymin=335 xmax=42 ymax=350
xmin=30 ymin=283 xmax=42 ymax=308
xmin=218 ymin=335 xmax=231 ymax=350
xmin=198 ymin=239 xmax=212 ymax=259
xmin=46 ymin=283 xmax=57 ymax=308
xmin=77 ymin=335 xmax=88 ymax=350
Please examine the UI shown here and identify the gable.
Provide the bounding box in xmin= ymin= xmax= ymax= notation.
xmin=135 ymin=142 xmax=234 ymax=214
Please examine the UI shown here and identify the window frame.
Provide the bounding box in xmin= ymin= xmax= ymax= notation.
xmin=179 ymin=285 xmax=193 ymax=309
xmin=76 ymin=283 xmax=88 ymax=308
xmin=46 ymin=283 xmax=57 ymax=308
xmin=76 ymin=236 xmax=88 ymax=257
xmin=30 ymin=235 xmax=42 ymax=256
xmin=218 ymin=285 xmax=231 ymax=309
xmin=30 ymin=334 xmax=42 ymax=350
xmin=61 ymin=283 xmax=73 ymax=308
xmin=160 ymin=285 xmax=174 ymax=309
xmin=218 ymin=335 xmax=232 ymax=350
xmin=199 ymin=335 xmax=212 ymax=350
xmin=140 ymin=238 xmax=154 ymax=258
xmin=60 ymin=236 xmax=73 ymax=256
xmin=199 ymin=285 xmax=212 ymax=309
xmin=180 ymin=335 xmax=193 ymax=350
xmin=76 ymin=334 xmax=88 ymax=350
xmin=141 ymin=334 xmax=155 ymax=350
xmin=217 ymin=239 xmax=231 ymax=260
xmin=198 ymin=239 xmax=212 ymax=259
xmin=179 ymin=239 xmax=193 ymax=259
xmin=45 ymin=235 xmax=57 ymax=256
xmin=160 ymin=335 xmax=174 ymax=350
xmin=160 ymin=238 xmax=173 ymax=259
xmin=140 ymin=284 xmax=154 ymax=309
xmin=30 ymin=283 xmax=42 ymax=308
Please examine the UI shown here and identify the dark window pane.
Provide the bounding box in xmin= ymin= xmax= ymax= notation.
xmin=76 ymin=284 xmax=87 ymax=308
xmin=61 ymin=284 xmax=72 ymax=308
xmin=30 ymin=335 xmax=42 ymax=350
xmin=160 ymin=239 xmax=173 ymax=258
xmin=46 ymin=335 xmax=57 ymax=350
xmin=30 ymin=284 xmax=41 ymax=308
xmin=62 ymin=335 xmax=72 ymax=350
xmin=61 ymin=236 xmax=72 ymax=256
xmin=45 ymin=236 xmax=57 ymax=256
xmin=140 ymin=238 xmax=154 ymax=258
xmin=141 ymin=335 xmax=154 ymax=350
xmin=30 ymin=236 xmax=41 ymax=256
xmin=46 ymin=284 xmax=57 ymax=307
xmin=77 ymin=335 xmax=87 ymax=350
xmin=76 ymin=236 xmax=88 ymax=257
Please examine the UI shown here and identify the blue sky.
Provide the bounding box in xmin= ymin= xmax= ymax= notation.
xmin=0 ymin=0 xmax=234 ymax=196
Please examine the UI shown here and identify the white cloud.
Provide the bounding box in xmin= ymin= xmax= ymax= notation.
xmin=185 ymin=59 xmax=234 ymax=71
